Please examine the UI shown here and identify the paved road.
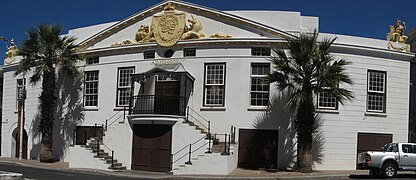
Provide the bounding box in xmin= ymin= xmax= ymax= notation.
xmin=349 ymin=173 xmax=416 ymax=180
xmin=0 ymin=162 xmax=145 ymax=180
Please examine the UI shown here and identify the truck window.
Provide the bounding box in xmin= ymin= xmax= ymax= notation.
xmin=384 ymin=143 xmax=398 ymax=152
xmin=402 ymin=144 xmax=413 ymax=153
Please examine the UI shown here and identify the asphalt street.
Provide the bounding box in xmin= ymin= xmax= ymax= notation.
xmin=0 ymin=162 xmax=142 ymax=180
xmin=0 ymin=161 xmax=415 ymax=180
xmin=349 ymin=173 xmax=416 ymax=180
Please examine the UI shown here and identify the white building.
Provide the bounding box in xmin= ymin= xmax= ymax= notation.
xmin=1 ymin=0 xmax=414 ymax=174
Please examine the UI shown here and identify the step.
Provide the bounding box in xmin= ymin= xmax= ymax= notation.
xmin=91 ymin=149 xmax=105 ymax=153
xmin=103 ymin=156 xmax=113 ymax=160
xmin=105 ymin=159 xmax=118 ymax=164
xmin=110 ymin=162 xmax=122 ymax=167
xmin=108 ymin=166 xmax=126 ymax=171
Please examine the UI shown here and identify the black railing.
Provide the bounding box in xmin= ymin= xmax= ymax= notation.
xmin=130 ymin=95 xmax=186 ymax=116
xmin=171 ymin=135 xmax=208 ymax=171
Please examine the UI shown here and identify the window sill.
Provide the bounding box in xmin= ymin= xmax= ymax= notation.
xmin=83 ymin=107 xmax=99 ymax=111
xmin=247 ymin=107 xmax=269 ymax=111
xmin=364 ymin=112 xmax=387 ymax=117
xmin=315 ymin=109 xmax=339 ymax=114
xmin=200 ymin=107 xmax=226 ymax=111
xmin=113 ymin=107 xmax=128 ymax=111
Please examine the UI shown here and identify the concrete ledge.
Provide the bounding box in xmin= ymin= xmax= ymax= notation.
xmin=0 ymin=171 xmax=23 ymax=180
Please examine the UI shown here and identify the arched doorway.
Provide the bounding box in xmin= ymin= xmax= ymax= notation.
xmin=12 ymin=128 xmax=28 ymax=159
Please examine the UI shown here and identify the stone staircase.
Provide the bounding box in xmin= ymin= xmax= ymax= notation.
xmin=171 ymin=118 xmax=237 ymax=175
xmin=83 ymin=137 xmax=126 ymax=171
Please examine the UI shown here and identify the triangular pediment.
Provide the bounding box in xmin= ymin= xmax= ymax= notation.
xmin=78 ymin=0 xmax=296 ymax=50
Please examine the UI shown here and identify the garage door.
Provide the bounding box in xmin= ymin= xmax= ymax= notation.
xmin=238 ymin=129 xmax=278 ymax=169
xmin=131 ymin=124 xmax=172 ymax=172
xmin=357 ymin=132 xmax=392 ymax=154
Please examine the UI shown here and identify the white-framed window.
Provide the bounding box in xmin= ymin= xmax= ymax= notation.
xmin=117 ymin=67 xmax=135 ymax=107
xmin=204 ymin=63 xmax=225 ymax=106
xmin=16 ymin=78 xmax=26 ymax=110
xmin=84 ymin=71 xmax=99 ymax=107
xmin=144 ymin=50 xmax=155 ymax=59
xmin=86 ymin=56 xmax=99 ymax=65
xmin=251 ymin=47 xmax=271 ymax=56
xmin=317 ymin=90 xmax=338 ymax=110
xmin=184 ymin=48 xmax=196 ymax=57
xmin=250 ymin=63 xmax=270 ymax=107
xmin=367 ymin=70 xmax=386 ymax=113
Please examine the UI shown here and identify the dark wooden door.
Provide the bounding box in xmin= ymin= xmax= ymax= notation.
xmin=155 ymin=81 xmax=180 ymax=96
xmin=238 ymin=129 xmax=278 ymax=169
xmin=357 ymin=133 xmax=392 ymax=154
xmin=154 ymin=81 xmax=180 ymax=114
xmin=132 ymin=124 xmax=172 ymax=172
xmin=75 ymin=126 xmax=103 ymax=145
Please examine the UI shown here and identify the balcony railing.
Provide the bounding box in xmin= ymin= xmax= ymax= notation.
xmin=129 ymin=95 xmax=186 ymax=116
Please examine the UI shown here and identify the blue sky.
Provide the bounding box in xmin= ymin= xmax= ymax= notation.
xmin=1 ymin=0 xmax=415 ymax=61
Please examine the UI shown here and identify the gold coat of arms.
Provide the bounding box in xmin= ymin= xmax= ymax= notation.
xmin=152 ymin=4 xmax=186 ymax=47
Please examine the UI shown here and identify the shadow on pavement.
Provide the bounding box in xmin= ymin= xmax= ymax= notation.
xmin=349 ymin=173 xmax=416 ymax=179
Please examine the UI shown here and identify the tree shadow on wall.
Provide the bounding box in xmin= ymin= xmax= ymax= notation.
xmin=249 ymin=94 xmax=326 ymax=170
xmin=30 ymin=70 xmax=84 ymax=161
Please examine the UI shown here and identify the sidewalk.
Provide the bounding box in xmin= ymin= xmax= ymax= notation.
xmin=0 ymin=157 xmax=370 ymax=179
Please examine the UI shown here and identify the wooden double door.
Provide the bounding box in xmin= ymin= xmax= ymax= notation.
xmin=131 ymin=124 xmax=172 ymax=172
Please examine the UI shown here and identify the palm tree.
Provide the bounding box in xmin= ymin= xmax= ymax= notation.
xmin=14 ymin=24 xmax=81 ymax=162
xmin=268 ymin=31 xmax=354 ymax=172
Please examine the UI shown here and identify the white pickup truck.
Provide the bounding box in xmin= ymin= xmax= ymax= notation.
xmin=357 ymin=143 xmax=416 ymax=178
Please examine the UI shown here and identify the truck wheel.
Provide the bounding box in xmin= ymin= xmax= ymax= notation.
xmin=382 ymin=163 xmax=397 ymax=178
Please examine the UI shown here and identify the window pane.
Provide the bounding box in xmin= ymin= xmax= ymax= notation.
xmin=144 ymin=50 xmax=155 ymax=59
xmin=368 ymin=71 xmax=385 ymax=93
xmin=251 ymin=47 xmax=271 ymax=56
xmin=86 ymin=57 xmax=99 ymax=64
xmin=367 ymin=70 xmax=386 ymax=112
xmin=318 ymin=91 xmax=337 ymax=109
xmin=84 ymin=71 xmax=99 ymax=107
xmin=206 ymin=64 xmax=224 ymax=85
xmin=118 ymin=89 xmax=131 ymax=106
xmin=118 ymin=68 xmax=134 ymax=87
xmin=368 ymin=93 xmax=384 ymax=112
xmin=250 ymin=63 xmax=270 ymax=106
xmin=117 ymin=67 xmax=134 ymax=106
xmin=204 ymin=63 xmax=225 ymax=106
xmin=184 ymin=48 xmax=196 ymax=57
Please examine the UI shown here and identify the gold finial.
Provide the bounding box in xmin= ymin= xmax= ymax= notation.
xmin=5 ymin=38 xmax=18 ymax=59
xmin=387 ymin=18 xmax=407 ymax=43
xmin=387 ymin=19 xmax=410 ymax=52
xmin=164 ymin=2 xmax=175 ymax=11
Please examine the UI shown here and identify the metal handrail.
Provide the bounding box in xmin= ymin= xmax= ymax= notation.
xmin=171 ymin=135 xmax=208 ymax=165
xmin=107 ymin=114 xmax=124 ymax=128
xmin=101 ymin=142 xmax=116 ymax=168
xmin=188 ymin=107 xmax=209 ymax=123
xmin=105 ymin=107 xmax=127 ymax=131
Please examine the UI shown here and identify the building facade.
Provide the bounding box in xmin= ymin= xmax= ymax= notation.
xmin=1 ymin=0 xmax=414 ymax=174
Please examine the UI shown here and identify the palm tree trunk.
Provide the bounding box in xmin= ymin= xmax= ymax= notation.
xmin=39 ymin=65 xmax=56 ymax=162
xmin=295 ymin=88 xmax=315 ymax=172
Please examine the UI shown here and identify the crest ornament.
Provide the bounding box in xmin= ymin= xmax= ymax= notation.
xmin=111 ymin=2 xmax=233 ymax=47
xmin=152 ymin=3 xmax=186 ymax=47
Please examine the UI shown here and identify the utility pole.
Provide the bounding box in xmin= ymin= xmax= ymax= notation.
xmin=17 ymin=78 xmax=26 ymax=160
xmin=19 ymin=74 xmax=26 ymax=160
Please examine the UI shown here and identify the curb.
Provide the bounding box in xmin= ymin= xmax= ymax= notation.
xmin=0 ymin=171 xmax=24 ymax=180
